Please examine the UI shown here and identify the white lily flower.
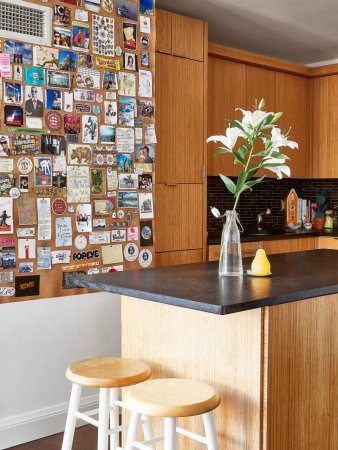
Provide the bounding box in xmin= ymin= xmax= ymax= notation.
xmin=262 ymin=155 xmax=291 ymax=179
xmin=236 ymin=108 xmax=273 ymax=129
xmin=206 ymin=127 xmax=242 ymax=150
xmin=271 ymin=127 xmax=298 ymax=149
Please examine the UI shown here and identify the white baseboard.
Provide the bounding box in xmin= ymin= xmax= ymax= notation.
xmin=0 ymin=394 xmax=99 ymax=449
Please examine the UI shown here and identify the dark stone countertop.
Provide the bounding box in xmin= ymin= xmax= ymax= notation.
xmin=72 ymin=250 xmax=338 ymax=315
xmin=207 ymin=229 xmax=338 ymax=245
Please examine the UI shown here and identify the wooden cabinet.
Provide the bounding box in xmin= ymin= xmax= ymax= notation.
xmin=275 ymin=72 xmax=310 ymax=178
xmin=317 ymin=237 xmax=338 ymax=249
xmin=156 ymin=9 xmax=205 ymax=61
xmin=156 ymin=53 xmax=204 ymax=184
xmin=155 ymin=184 xmax=203 ymax=252
xmin=208 ymin=237 xmax=317 ymax=261
xmin=155 ymin=249 xmax=203 ymax=267
xmin=312 ymin=75 xmax=338 ymax=178
xmin=246 ymin=65 xmax=276 ymax=110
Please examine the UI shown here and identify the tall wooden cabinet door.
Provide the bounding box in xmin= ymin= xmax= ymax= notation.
xmin=276 ymin=73 xmax=310 ymax=178
xmin=207 ymin=57 xmax=247 ymax=177
xmin=312 ymin=76 xmax=338 ymax=178
xmin=171 ymin=13 xmax=205 ymax=61
xmin=155 ymin=184 xmax=203 ymax=252
xmin=246 ymin=65 xmax=276 ymax=110
xmin=156 ymin=9 xmax=172 ymax=54
xmin=156 ymin=55 xmax=204 ymax=184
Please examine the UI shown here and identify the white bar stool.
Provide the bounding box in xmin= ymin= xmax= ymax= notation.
xmin=124 ymin=378 xmax=221 ymax=450
xmin=61 ymin=357 xmax=152 ymax=450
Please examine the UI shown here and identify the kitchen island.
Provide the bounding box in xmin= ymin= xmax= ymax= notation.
xmin=73 ymin=250 xmax=338 ymax=450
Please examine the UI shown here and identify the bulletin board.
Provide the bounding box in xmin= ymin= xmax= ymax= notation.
xmin=0 ymin=0 xmax=156 ymax=303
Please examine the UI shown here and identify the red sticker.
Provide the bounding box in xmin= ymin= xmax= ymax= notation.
xmin=45 ymin=111 xmax=62 ymax=131
xmin=52 ymin=198 xmax=67 ymax=215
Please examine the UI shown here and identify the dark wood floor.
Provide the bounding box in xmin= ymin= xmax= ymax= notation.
xmin=8 ymin=425 xmax=97 ymax=450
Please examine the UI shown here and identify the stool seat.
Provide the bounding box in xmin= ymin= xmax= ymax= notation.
xmin=125 ymin=378 xmax=221 ymax=417
xmin=66 ymin=357 xmax=151 ymax=388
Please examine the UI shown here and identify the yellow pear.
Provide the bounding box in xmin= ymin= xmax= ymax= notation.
xmin=251 ymin=248 xmax=271 ymax=276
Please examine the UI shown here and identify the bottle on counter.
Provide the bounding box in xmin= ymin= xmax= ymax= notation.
xmin=333 ymin=206 xmax=338 ymax=228
xmin=324 ymin=210 xmax=334 ymax=229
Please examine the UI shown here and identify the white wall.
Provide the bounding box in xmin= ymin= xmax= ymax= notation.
xmin=0 ymin=292 xmax=121 ymax=449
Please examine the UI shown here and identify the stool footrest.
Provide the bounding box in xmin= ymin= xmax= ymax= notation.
xmin=133 ymin=434 xmax=165 ymax=450
xmin=176 ymin=426 xmax=208 ymax=444
xmin=107 ymin=423 xmax=129 ymax=435
xmin=74 ymin=411 xmax=99 ymax=427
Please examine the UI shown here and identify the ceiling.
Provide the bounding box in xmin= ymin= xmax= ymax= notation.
xmin=156 ymin=0 xmax=338 ymax=66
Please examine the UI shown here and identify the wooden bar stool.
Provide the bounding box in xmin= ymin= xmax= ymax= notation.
xmin=124 ymin=378 xmax=221 ymax=450
xmin=61 ymin=357 xmax=152 ymax=450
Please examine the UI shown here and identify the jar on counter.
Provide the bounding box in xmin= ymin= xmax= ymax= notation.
xmin=333 ymin=206 xmax=338 ymax=228
xmin=324 ymin=209 xmax=334 ymax=229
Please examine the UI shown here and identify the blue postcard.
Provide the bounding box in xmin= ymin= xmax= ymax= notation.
xmin=46 ymin=89 xmax=62 ymax=110
xmin=140 ymin=0 xmax=154 ymax=15
xmin=4 ymin=40 xmax=32 ymax=65
xmin=59 ymin=50 xmax=77 ymax=71
xmin=24 ymin=67 xmax=46 ymax=86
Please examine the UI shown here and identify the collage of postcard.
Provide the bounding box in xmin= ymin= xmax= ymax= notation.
xmin=0 ymin=0 xmax=156 ymax=300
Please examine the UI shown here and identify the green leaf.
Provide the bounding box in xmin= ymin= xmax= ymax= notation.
xmin=258 ymin=98 xmax=265 ymax=110
xmin=246 ymin=175 xmax=266 ymax=187
xmin=261 ymin=162 xmax=287 ymax=168
xmin=270 ymin=112 xmax=283 ymax=124
xmin=219 ymin=174 xmax=236 ymax=195
xmin=237 ymin=144 xmax=250 ymax=160
xmin=225 ymin=119 xmax=247 ymax=135
xmin=246 ymin=166 xmax=260 ymax=179
xmin=268 ymin=151 xmax=290 ymax=160
xmin=232 ymin=151 xmax=246 ymax=166
xmin=235 ymin=171 xmax=248 ymax=195
xmin=212 ymin=147 xmax=232 ymax=157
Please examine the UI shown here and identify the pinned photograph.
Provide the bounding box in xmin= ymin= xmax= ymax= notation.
xmin=34 ymin=157 xmax=52 ymax=186
xmin=0 ymin=174 xmax=15 ymax=196
xmin=104 ymin=101 xmax=117 ymax=124
xmin=138 ymin=70 xmax=152 ymax=98
xmin=41 ymin=135 xmax=66 ymax=156
xmin=4 ymin=82 xmax=22 ymax=104
xmin=53 ymin=27 xmax=71 ymax=48
xmin=140 ymin=16 xmax=151 ymax=33
xmin=140 ymin=220 xmax=153 ymax=246
xmin=4 ymin=106 xmax=23 ymax=126
xmin=74 ymin=89 xmax=95 ymax=102
xmin=139 ymin=192 xmax=154 ymax=219
xmin=82 ymin=115 xmax=98 ymax=143
xmin=13 ymin=65 xmax=23 ymax=81
xmin=118 ymin=191 xmax=138 ymax=208
xmin=118 ymin=97 xmax=134 ymax=127
xmin=92 ymin=14 xmax=115 ymax=57
xmin=0 ymin=136 xmax=10 ymax=156
xmin=91 ymin=168 xmax=106 ymax=195
xmin=37 ymin=247 xmax=52 ymax=270
xmin=119 ymin=173 xmax=138 ymax=189
xmin=140 ymin=0 xmax=154 ymax=15
xmin=137 ymin=99 xmax=154 ymax=118
xmin=64 ymin=114 xmax=81 ymax=134
xmin=18 ymin=239 xmax=36 ymax=259
xmin=140 ymin=51 xmax=150 ymax=68
xmin=12 ymin=135 xmax=39 ymax=156
xmin=122 ymin=22 xmax=137 ymax=50
xmin=118 ymin=72 xmax=136 ymax=96
xmin=117 ymin=153 xmax=133 ymax=173
xmin=47 ymin=70 xmax=71 ymax=89
xmin=1 ymin=246 xmax=16 ymax=269
xmin=76 ymin=204 xmax=92 ymax=232
xmin=116 ymin=0 xmax=137 ymax=21
xmin=19 ymin=262 xmax=33 ymax=273
xmin=25 ymin=67 xmax=46 ymax=86
xmin=0 ymin=197 xmax=13 ymax=234
xmin=68 ymin=144 xmax=92 ymax=164
xmin=102 ymin=70 xmax=118 ymax=90
xmin=72 ymin=21 xmax=90 ymax=51
xmin=54 ymin=5 xmax=71 ymax=26
xmin=138 ymin=173 xmax=152 ymax=191
xmin=93 ymin=199 xmax=115 ymax=217
xmin=59 ymin=50 xmax=77 ymax=71
xmin=45 ymin=89 xmax=62 ymax=110
xmin=25 ymin=86 xmax=44 ymax=117
xmin=111 ymin=229 xmax=126 ymax=243
xmin=123 ymin=53 xmax=137 ymax=71
xmin=135 ymin=145 xmax=155 ymax=163
xmin=33 ymin=46 xmax=59 ymax=69
xmin=4 ymin=41 xmax=32 ymax=65
xmin=78 ymin=54 xmax=93 ymax=69
xmin=19 ymin=175 xmax=29 ymax=192
xmin=76 ymin=67 xmax=100 ymax=89
xmin=100 ymin=125 xmax=116 ymax=144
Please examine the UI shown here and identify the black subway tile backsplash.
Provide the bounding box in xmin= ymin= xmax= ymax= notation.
xmin=207 ymin=176 xmax=338 ymax=233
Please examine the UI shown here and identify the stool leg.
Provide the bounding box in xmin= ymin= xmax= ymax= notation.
xmin=125 ymin=411 xmax=141 ymax=450
xmin=141 ymin=414 xmax=154 ymax=449
xmin=61 ymin=383 xmax=82 ymax=450
xmin=164 ymin=417 xmax=177 ymax=450
xmin=202 ymin=411 xmax=219 ymax=450
xmin=109 ymin=387 xmax=119 ymax=450
xmin=98 ymin=388 xmax=110 ymax=450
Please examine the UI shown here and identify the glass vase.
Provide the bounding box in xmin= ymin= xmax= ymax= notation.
xmin=219 ymin=210 xmax=243 ymax=276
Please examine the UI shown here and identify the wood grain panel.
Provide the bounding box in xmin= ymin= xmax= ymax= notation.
xmin=155 ymin=184 xmax=203 ymax=252
xmin=263 ymin=237 xmax=317 ymax=255
xmin=208 ymin=43 xmax=312 ymax=77
xmin=155 ymin=249 xmax=203 ymax=267
xmin=312 ymin=76 xmax=338 ymax=178
xmin=121 ymin=296 xmax=262 ymax=450
xmin=275 ymin=72 xmax=310 ymax=178
xmin=317 ymin=237 xmax=338 ymax=249
xmin=156 ymin=54 xmax=204 ymax=183
xmin=208 ymin=241 xmax=264 ymax=262
xmin=155 ymin=9 xmax=172 ymax=54
xmin=246 ymin=66 xmax=276 ymax=112
xmin=267 ymin=294 xmax=338 ymax=450
xmin=171 ymin=13 xmax=205 ymax=61
xmin=207 ymin=57 xmax=246 ymax=177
